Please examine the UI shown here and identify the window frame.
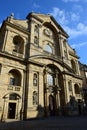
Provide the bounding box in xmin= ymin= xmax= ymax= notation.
xmin=33 ymin=91 xmax=38 ymax=105
xmin=44 ymin=44 xmax=53 ymax=54
xmin=33 ymin=73 xmax=38 ymax=86
xmin=10 ymin=77 xmax=15 ymax=85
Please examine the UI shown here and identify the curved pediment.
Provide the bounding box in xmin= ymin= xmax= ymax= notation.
xmin=29 ymin=54 xmax=75 ymax=74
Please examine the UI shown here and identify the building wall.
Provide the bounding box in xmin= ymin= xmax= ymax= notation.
xmin=0 ymin=12 xmax=83 ymax=122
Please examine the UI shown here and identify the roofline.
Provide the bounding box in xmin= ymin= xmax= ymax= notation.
xmin=50 ymin=16 xmax=69 ymax=38
xmin=26 ymin=12 xmax=69 ymax=38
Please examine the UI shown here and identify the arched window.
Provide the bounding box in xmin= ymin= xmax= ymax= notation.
xmin=9 ymin=93 xmax=20 ymax=100
xmin=13 ymin=35 xmax=24 ymax=54
xmin=33 ymin=73 xmax=38 ymax=86
xmin=9 ymin=69 xmax=21 ymax=86
xmin=74 ymin=84 xmax=80 ymax=94
xmin=9 ymin=93 xmax=17 ymax=100
xmin=33 ymin=91 xmax=38 ymax=105
xmin=46 ymin=65 xmax=61 ymax=94
xmin=44 ymin=44 xmax=52 ymax=53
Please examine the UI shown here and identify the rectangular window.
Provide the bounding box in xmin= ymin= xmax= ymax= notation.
xmin=10 ymin=77 xmax=15 ymax=85
xmin=33 ymin=72 xmax=39 ymax=86
xmin=47 ymin=74 xmax=54 ymax=86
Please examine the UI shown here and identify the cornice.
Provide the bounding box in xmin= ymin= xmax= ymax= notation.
xmin=4 ymin=20 xmax=30 ymax=35
xmin=0 ymin=51 xmax=25 ymax=63
xmin=26 ymin=13 xmax=43 ymax=23
xmin=63 ymin=70 xmax=82 ymax=80
xmin=28 ymin=54 xmax=74 ymax=73
xmin=69 ymin=51 xmax=79 ymax=59
xmin=50 ymin=16 xmax=69 ymax=38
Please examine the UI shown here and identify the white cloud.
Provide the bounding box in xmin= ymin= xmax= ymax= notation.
xmin=64 ymin=26 xmax=81 ymax=38
xmin=63 ymin=0 xmax=87 ymax=2
xmin=50 ymin=7 xmax=87 ymax=39
xmin=72 ymin=5 xmax=83 ymax=13
xmin=71 ymin=41 xmax=87 ymax=48
xmin=50 ymin=7 xmax=69 ymax=25
xmin=77 ymin=23 xmax=85 ymax=30
xmin=50 ymin=7 xmax=80 ymax=26
xmin=64 ymin=22 xmax=87 ymax=39
xmin=71 ymin=13 xmax=80 ymax=22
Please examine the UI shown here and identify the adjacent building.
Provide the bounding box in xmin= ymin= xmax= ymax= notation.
xmin=79 ymin=63 xmax=87 ymax=107
xmin=0 ymin=12 xmax=83 ymax=122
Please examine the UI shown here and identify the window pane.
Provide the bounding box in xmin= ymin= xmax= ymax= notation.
xmin=47 ymin=74 xmax=53 ymax=86
xmin=10 ymin=78 xmax=15 ymax=85
xmin=44 ymin=45 xmax=52 ymax=53
xmin=9 ymin=94 xmax=17 ymax=100
xmin=33 ymin=73 xmax=38 ymax=86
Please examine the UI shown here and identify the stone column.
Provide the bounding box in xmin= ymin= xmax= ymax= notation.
xmin=44 ymin=67 xmax=48 ymax=117
xmin=38 ymin=24 xmax=42 ymax=47
xmin=76 ymin=61 xmax=80 ymax=75
xmin=2 ymin=29 xmax=8 ymax=51
xmin=30 ymin=19 xmax=35 ymax=44
xmin=58 ymin=34 xmax=64 ymax=58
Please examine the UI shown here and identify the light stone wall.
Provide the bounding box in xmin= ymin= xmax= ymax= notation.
xmin=0 ymin=54 xmax=25 ymax=121
xmin=0 ymin=12 xmax=83 ymax=121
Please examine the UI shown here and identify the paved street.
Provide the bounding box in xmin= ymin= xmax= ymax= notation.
xmin=0 ymin=116 xmax=87 ymax=130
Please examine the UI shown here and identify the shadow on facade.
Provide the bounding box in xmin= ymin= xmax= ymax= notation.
xmin=36 ymin=97 xmax=85 ymax=118
xmin=65 ymin=96 xmax=84 ymax=116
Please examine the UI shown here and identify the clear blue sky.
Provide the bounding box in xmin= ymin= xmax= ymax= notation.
xmin=0 ymin=0 xmax=87 ymax=64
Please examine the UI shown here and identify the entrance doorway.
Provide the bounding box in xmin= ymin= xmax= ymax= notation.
xmin=44 ymin=64 xmax=63 ymax=117
xmin=49 ymin=95 xmax=55 ymax=116
xmin=8 ymin=103 xmax=16 ymax=119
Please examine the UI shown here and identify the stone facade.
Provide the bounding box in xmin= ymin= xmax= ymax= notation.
xmin=0 ymin=12 xmax=83 ymax=122
xmin=79 ymin=63 xmax=87 ymax=107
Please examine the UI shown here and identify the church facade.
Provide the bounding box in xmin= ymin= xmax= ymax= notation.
xmin=0 ymin=12 xmax=83 ymax=122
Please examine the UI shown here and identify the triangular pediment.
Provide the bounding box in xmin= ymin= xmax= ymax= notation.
xmin=26 ymin=12 xmax=69 ymax=38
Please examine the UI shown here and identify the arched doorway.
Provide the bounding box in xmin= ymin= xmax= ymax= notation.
xmin=1 ymin=93 xmax=21 ymax=121
xmin=44 ymin=64 xmax=63 ymax=116
xmin=49 ymin=95 xmax=55 ymax=115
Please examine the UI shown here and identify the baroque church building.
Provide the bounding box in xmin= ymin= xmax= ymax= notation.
xmin=0 ymin=12 xmax=83 ymax=122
